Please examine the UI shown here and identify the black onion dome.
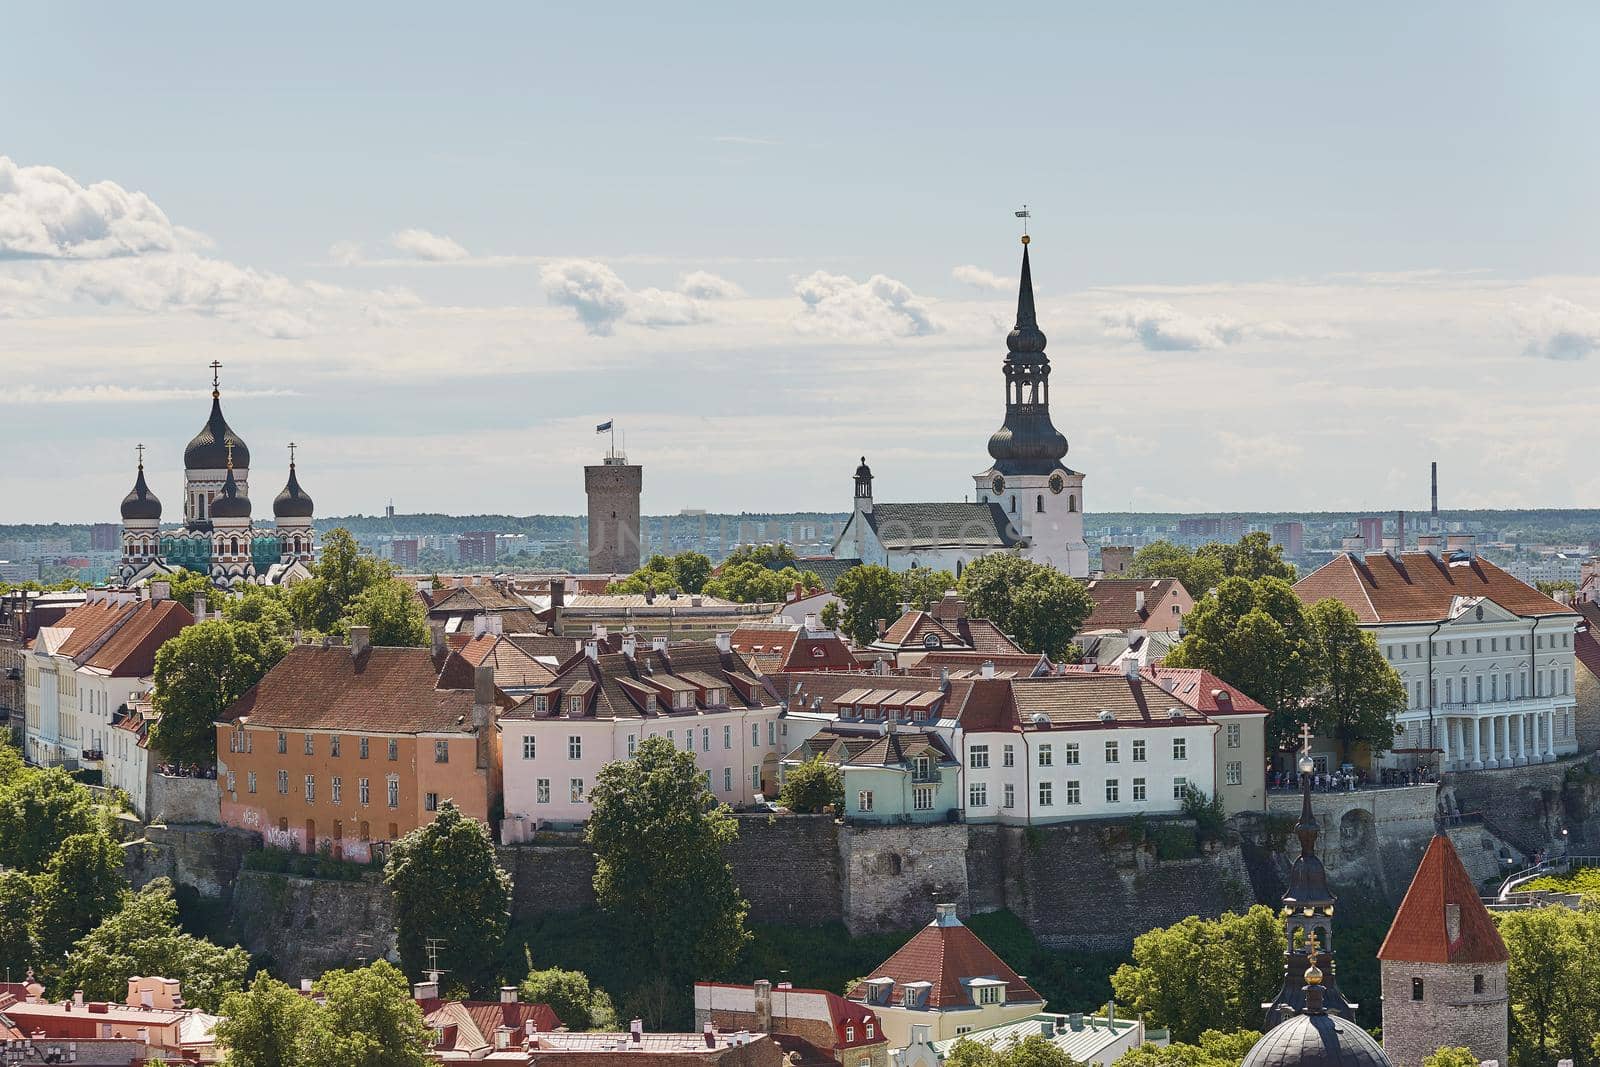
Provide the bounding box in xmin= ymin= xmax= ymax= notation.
xmin=120 ymin=465 xmax=162 ymax=521
xmin=210 ymin=466 xmax=252 ymax=520
xmin=184 ymin=393 xmax=251 ymax=471
xmin=1241 ymin=1012 xmax=1391 ymax=1067
xmin=273 ymin=463 xmax=314 ymax=519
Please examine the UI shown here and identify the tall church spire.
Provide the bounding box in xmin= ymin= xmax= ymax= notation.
xmin=986 ymin=235 xmax=1067 ymax=475
xmin=1008 ymin=239 xmax=1046 ymax=355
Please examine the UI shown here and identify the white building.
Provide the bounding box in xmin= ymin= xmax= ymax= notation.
xmin=23 ymin=586 xmax=191 ymax=770
xmin=895 ymin=1012 xmax=1144 ymax=1067
xmin=497 ymin=636 xmax=786 ymax=835
xmin=1295 ymin=536 xmax=1582 ymax=771
xmin=831 ymin=239 xmax=1088 ymax=579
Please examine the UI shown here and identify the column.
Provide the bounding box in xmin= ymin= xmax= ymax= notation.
xmin=1488 ymin=716 xmax=1502 ymax=769
xmin=1470 ymin=716 xmax=1483 ymax=769
xmin=1438 ymin=717 xmax=1451 ymax=770
xmin=1544 ymin=708 xmax=1557 ymax=761
xmin=1514 ymin=714 xmax=1528 ymax=766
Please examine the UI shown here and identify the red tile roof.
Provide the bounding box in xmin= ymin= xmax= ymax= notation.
xmin=82 ymin=599 xmax=191 ymax=677
xmin=729 ymin=624 xmax=856 ymax=674
xmin=1081 ymin=578 xmax=1189 ymax=632
xmin=1377 ymin=834 xmax=1508 ymax=964
xmin=851 ymin=912 xmax=1042 ymax=1009
xmin=875 ymin=610 xmax=1023 ymax=656
xmin=1294 ymin=552 xmax=1576 ymax=624
xmin=224 ymin=645 xmax=486 ymax=734
xmin=1141 ymin=667 xmax=1270 ymax=716
xmin=42 ymin=599 xmax=131 ymax=659
xmin=420 ymin=997 xmax=561 ymax=1056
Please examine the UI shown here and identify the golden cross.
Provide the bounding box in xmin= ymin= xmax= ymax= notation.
xmin=225 ymin=439 xmax=235 ymax=470
xmin=135 ymin=443 xmax=145 ymax=467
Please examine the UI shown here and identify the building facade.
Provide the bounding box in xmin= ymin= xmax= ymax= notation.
xmin=695 ymin=980 xmax=889 ymax=1067
xmin=1295 ymin=539 xmax=1581 ymax=771
xmin=831 ymin=239 xmax=1088 ymax=578
xmin=586 ymin=452 xmax=643 ymax=575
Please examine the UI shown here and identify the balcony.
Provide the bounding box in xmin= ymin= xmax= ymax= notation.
xmin=910 ymin=768 xmax=942 ymax=784
xmin=1435 ymin=694 xmax=1575 ymax=717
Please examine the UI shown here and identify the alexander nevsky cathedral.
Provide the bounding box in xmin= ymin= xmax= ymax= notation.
xmin=116 ymin=363 xmax=316 ymax=589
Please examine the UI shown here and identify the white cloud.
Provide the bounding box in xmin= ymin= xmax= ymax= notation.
xmin=792 ymin=271 xmax=939 ymax=339
xmin=328 ymin=240 xmax=363 ymax=266
xmin=390 ymin=228 xmax=470 ymax=262
xmin=951 ymin=264 xmax=1010 ymax=292
xmin=679 ymin=270 xmax=744 ymax=300
xmin=0 ymin=156 xmax=187 ymax=260
xmin=1098 ymin=301 xmax=1335 ymax=351
xmin=1515 ymin=296 xmax=1600 ymax=361
xmin=539 ymin=260 xmax=742 ymax=334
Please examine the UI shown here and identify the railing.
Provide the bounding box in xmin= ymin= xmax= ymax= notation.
xmin=1437 ymin=695 xmax=1576 ymax=715
xmin=911 ymin=769 xmax=942 ymax=784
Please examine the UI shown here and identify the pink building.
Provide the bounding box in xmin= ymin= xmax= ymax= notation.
xmin=498 ymin=635 xmax=785 ymax=836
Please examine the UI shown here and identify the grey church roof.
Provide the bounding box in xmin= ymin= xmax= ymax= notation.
xmin=866 ymin=502 xmax=1021 ymax=552
xmin=1241 ymin=1012 xmax=1390 ymax=1067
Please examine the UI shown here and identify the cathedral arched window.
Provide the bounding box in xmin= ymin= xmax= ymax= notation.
xmin=230 ymin=536 xmax=239 ymax=556
xmin=1068 ymin=494 xmax=1077 ymax=513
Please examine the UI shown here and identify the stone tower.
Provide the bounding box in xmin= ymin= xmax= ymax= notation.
xmin=1377 ymin=834 xmax=1509 ymax=1067
xmin=585 ymin=450 xmax=642 ymax=575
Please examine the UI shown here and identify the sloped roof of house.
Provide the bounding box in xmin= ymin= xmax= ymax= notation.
xmin=459 ymin=633 xmax=559 ymax=688
xmin=33 ymin=597 xmax=192 ymax=677
xmin=1081 ymin=578 xmax=1188 ymax=633
xmin=223 ymin=644 xmax=492 ymax=734
xmin=851 ymin=909 xmax=1042 ymax=1009
xmin=865 ymin=503 xmax=1021 ymax=552
xmin=1575 ymin=604 xmax=1600 ymax=680
xmin=1294 ymin=552 xmax=1576 ymax=624
xmin=420 ymin=997 xmax=561 ymax=1057
xmin=1377 ymin=834 xmax=1509 ymax=964
xmin=799 ymin=728 xmax=958 ymax=769
xmin=501 ymin=641 xmax=773 ymax=722
xmin=875 ymin=610 xmax=1023 ymax=656
xmin=730 ymin=624 xmax=857 ymax=674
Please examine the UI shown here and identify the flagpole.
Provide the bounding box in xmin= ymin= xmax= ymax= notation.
xmin=610 ymin=423 xmax=616 ymax=460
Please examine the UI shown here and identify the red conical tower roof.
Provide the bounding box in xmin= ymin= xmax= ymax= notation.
xmin=1377 ymin=835 xmax=1508 ymax=964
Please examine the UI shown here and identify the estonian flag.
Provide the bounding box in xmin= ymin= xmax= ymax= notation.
xmin=595 ymin=420 xmax=613 ymax=433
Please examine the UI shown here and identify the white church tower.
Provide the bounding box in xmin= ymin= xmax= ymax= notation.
xmin=972 ymin=236 xmax=1088 ymax=577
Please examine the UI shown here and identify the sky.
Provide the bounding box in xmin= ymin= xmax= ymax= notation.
xmin=4 ymin=3 xmax=1600 ymax=523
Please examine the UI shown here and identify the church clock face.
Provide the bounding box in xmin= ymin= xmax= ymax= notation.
xmin=990 ymin=474 xmax=1005 ymax=494
xmin=1048 ymin=472 xmax=1065 ymax=495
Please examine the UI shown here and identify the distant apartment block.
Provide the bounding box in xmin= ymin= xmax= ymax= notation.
xmin=391 ymin=538 xmax=419 ymax=570
xmin=89 ymin=523 xmax=122 ymax=551
xmin=1358 ymin=516 xmax=1385 ymax=550
xmin=1270 ymin=521 xmax=1303 ymax=558
xmin=458 ymin=531 xmax=498 ymax=566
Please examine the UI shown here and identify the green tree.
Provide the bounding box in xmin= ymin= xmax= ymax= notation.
xmin=0 ymin=739 xmax=25 ymax=785
xmin=1111 ymin=906 xmax=1285 ymax=1044
xmin=960 ymin=555 xmax=1092 ymax=658
xmin=1004 ymin=1035 xmax=1087 ymax=1067
xmin=385 ymin=801 xmax=511 ymax=996
xmin=345 ymin=577 xmax=428 ymax=647
xmin=221 ymin=584 xmax=294 ymax=637
xmin=586 ymin=736 xmax=750 ymax=1024
xmin=945 ymin=1040 xmax=1001 ymax=1067
xmin=217 ymin=973 xmax=320 ymax=1067
xmin=1198 ymin=532 xmax=1297 ymax=583
xmin=519 ymin=959 xmax=617 ymax=1031
xmin=1422 ymin=1049 xmax=1480 ymax=1067
xmin=1164 ymin=577 xmax=1316 ymax=754
xmin=901 ymin=567 xmax=957 ymax=612
xmin=302 ymin=961 xmax=431 ymax=1067
xmin=1497 ymin=906 xmax=1600 ymax=1067
xmin=1126 ymin=541 xmax=1225 ymax=597
xmin=833 ymin=564 xmax=903 ymax=645
xmin=703 ymin=561 xmax=820 ymax=603
xmin=670 ymin=552 xmax=714 ymax=594
xmin=56 ymin=878 xmax=249 ymax=1012
xmin=608 ymin=554 xmax=682 ymax=595
xmin=1118 ymin=1029 xmax=1264 ymax=1067
xmin=149 ymin=619 xmax=288 ymax=765
xmin=0 ymin=870 xmax=37 ymax=978
xmin=166 ymin=568 xmax=216 ymax=612
xmin=31 ymin=831 xmax=127 ymax=959
xmin=721 ymin=544 xmax=798 ymax=568
xmin=779 ymin=756 xmax=843 ymax=814
xmin=1303 ymin=598 xmax=1405 ymax=760
xmin=287 ymin=527 xmax=389 ymax=634
xmin=0 ymin=767 xmax=99 ymax=871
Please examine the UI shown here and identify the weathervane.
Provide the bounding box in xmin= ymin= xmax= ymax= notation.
xmin=1014 ymin=204 xmax=1031 ymax=243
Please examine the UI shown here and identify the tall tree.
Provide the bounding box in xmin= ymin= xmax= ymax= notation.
xmin=960 ymin=554 xmax=1092 ymax=659
xmin=302 ymin=962 xmax=431 ymax=1067
xmin=344 ymin=577 xmax=428 ymax=647
xmin=217 ymin=973 xmax=320 ymax=1067
xmin=1198 ymin=531 xmax=1297 ymax=583
xmin=1497 ymin=907 xmax=1600 ymax=1067
xmin=0 ymin=870 xmax=37 ymax=979
xmin=1164 ymin=577 xmax=1316 ymax=753
xmin=55 ymin=878 xmax=249 ymax=1012
xmin=833 ymin=564 xmax=902 ymax=645
xmin=703 ymin=561 xmax=820 ymax=603
xmin=1303 ymin=598 xmax=1405 ymax=759
xmin=165 ymin=568 xmax=216 ymax=612
xmin=0 ymin=767 xmax=99 ymax=871
xmin=384 ymin=801 xmax=511 ymax=996
xmin=959 ymin=554 xmax=1036 ymax=634
xmin=1111 ymin=906 xmax=1285 ymax=1044
xmin=221 ymin=584 xmax=294 ymax=637
xmin=519 ymin=960 xmax=617 ymax=1031
xmin=31 ymin=831 xmax=127 ymax=959
xmin=586 ymin=736 xmax=750 ymax=1024
xmin=286 ymin=527 xmax=389 ymax=634
xmin=1125 ymin=541 xmax=1225 ymax=597
xmin=149 ymin=619 xmax=287 ymax=765
xmin=901 ymin=567 xmax=957 ymax=612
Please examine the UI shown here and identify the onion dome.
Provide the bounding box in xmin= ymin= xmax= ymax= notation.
xmin=120 ymin=461 xmax=162 ymax=521
xmin=273 ymin=460 xmax=314 ymax=519
xmin=1243 ymin=952 xmax=1390 ymax=1067
xmin=210 ymin=464 xmax=252 ymax=520
xmin=184 ymin=385 xmax=250 ymax=471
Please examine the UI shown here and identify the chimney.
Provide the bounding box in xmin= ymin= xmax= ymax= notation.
xmin=474 ymin=614 xmax=488 ymax=638
xmin=585 ymin=639 xmax=599 ymax=661
xmin=475 ymin=663 xmax=496 ymax=708
xmin=803 ymin=612 xmax=820 ymax=632
xmin=1380 ymin=536 xmax=1400 ymax=557
xmin=191 ymin=593 xmax=205 ymax=618
xmin=1446 ymin=533 xmax=1476 ymax=557
xmin=413 ymin=979 xmax=439 ymax=1001
xmin=1134 ymin=590 xmax=1146 ymax=614
xmin=500 ymin=986 xmax=518 ymax=1005
xmin=652 ymin=635 xmax=668 ymax=653
xmin=1418 ymin=534 xmax=1443 ymax=559
xmin=495 ymin=1027 xmax=511 ymax=1050
xmin=630 ymin=1019 xmax=644 ymax=1044
xmin=73 ymin=990 xmax=85 ymax=1009
xmin=753 ymin=979 xmax=773 ymax=1033
xmin=549 ymin=577 xmax=566 ymax=609
xmin=981 ymin=660 xmax=995 ymax=679
xmin=1340 ymin=535 xmax=1364 ymax=554
xmin=875 ymin=618 xmax=887 ymax=638
xmin=351 ymin=626 xmax=371 ymax=658
xmin=429 ymin=620 xmax=447 ymax=658
xmin=1123 ymin=656 xmax=1139 ymax=679
xmin=935 ymin=902 xmax=957 ymax=924
xmin=301 ymin=978 xmax=314 ymax=993
xmin=1445 ymin=902 xmax=1461 ymax=943
xmin=622 ymin=634 xmax=638 ymax=658
xmin=715 ymin=632 xmax=732 ymax=654
xmin=1431 ymin=460 xmax=1439 ymax=523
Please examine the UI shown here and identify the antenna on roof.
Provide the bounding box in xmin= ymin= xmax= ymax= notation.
xmin=424 ymin=938 xmax=449 ymax=983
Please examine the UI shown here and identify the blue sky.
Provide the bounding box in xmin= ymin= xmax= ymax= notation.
xmin=4 ymin=3 xmax=1599 ymax=521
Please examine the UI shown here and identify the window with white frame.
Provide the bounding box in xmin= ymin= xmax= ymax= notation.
xmin=1002 ymin=744 xmax=1014 ymax=767
xmin=723 ymin=725 xmax=732 ymax=749
xmin=1105 ymin=740 xmax=1119 ymax=763
xmin=627 ymin=734 xmax=637 ymax=757
xmin=752 ymin=723 xmax=760 ymax=746
xmin=277 ymin=769 xmax=289 ymax=794
xmin=247 ymin=771 xmax=257 ymax=794
xmin=1038 ymin=744 xmax=1053 ymax=767
xmin=1173 ymin=776 xmax=1188 ymax=800
xmin=970 ymin=744 xmax=990 ymax=769
xmin=569 ymin=736 xmax=582 ymax=759
xmin=523 ymin=735 xmax=536 ymax=760
xmin=724 ymin=767 xmax=732 ymax=791
xmin=913 ymin=786 xmax=934 ymax=811
xmin=1065 ymin=780 xmax=1080 ymax=805
xmin=425 ymin=792 xmax=439 ymax=812
xmin=1003 ymin=783 xmax=1015 ymax=808
xmin=1132 ymin=777 xmax=1146 ymax=802
xmin=387 ymin=777 xmax=399 ymax=808
xmin=1063 ymin=742 xmax=1079 ymax=765
xmin=969 ymin=782 xmax=988 ymax=808
xmin=570 ymin=778 xmax=584 ymax=803
xmin=331 ymin=776 xmax=342 ymax=804
xmin=304 ymin=774 xmax=316 ymax=802
xmin=1226 ymin=761 xmax=1243 ymax=786
xmin=536 ymin=779 xmax=549 ymax=803
xmin=1131 ymin=739 xmax=1146 ymax=762
xmin=1226 ymin=723 xmax=1240 ymax=748
xmin=1105 ymin=779 xmax=1120 ymax=803
xmin=1038 ymin=781 xmax=1053 ymax=806
xmin=1172 ymin=737 xmax=1187 ymax=760
xmin=751 ymin=765 xmax=761 ymax=789
xmin=359 ymin=777 xmax=370 ymax=804
xmin=858 ymin=790 xmax=874 ymax=812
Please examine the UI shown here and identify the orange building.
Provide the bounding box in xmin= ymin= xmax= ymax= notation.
xmin=215 ymin=627 xmax=505 ymax=860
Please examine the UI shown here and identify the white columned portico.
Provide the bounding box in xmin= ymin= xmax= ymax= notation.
xmin=1470 ymin=716 xmax=1484 ymax=769
xmin=1543 ymin=709 xmax=1557 ymax=761
xmin=1489 ymin=715 xmax=1503 ymax=769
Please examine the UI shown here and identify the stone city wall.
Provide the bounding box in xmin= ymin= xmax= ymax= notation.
xmin=145 ymin=773 xmax=220 ymax=826
xmin=839 ymin=821 xmax=968 ymax=934
xmin=230 ymin=870 xmax=397 ymax=981
xmin=727 ymin=814 xmax=843 ymax=926
xmin=124 ymin=823 xmax=260 ymax=900
xmin=1445 ymin=754 xmax=1591 ymax=855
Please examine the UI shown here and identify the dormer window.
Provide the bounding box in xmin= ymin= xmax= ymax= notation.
xmin=923 ymin=633 xmax=941 ymax=649
xmin=568 ymin=695 xmax=582 ymax=715
xmin=845 ymin=1026 xmax=855 ymax=1043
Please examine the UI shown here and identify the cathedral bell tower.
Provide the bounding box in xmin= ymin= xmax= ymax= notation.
xmin=972 ymin=234 xmax=1088 ymax=577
